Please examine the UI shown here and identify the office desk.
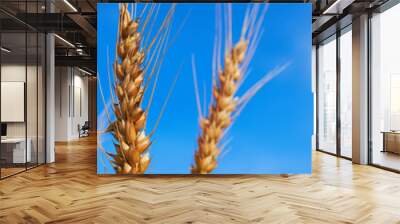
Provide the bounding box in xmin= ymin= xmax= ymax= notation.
xmin=1 ymin=138 xmax=31 ymax=163
xmin=382 ymin=131 xmax=400 ymax=154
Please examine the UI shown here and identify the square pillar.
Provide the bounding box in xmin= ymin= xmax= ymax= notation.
xmin=352 ymin=14 xmax=369 ymax=164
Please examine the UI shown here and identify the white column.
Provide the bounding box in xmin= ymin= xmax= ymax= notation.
xmin=45 ymin=0 xmax=56 ymax=163
xmin=46 ymin=32 xmax=55 ymax=163
xmin=352 ymin=14 xmax=369 ymax=164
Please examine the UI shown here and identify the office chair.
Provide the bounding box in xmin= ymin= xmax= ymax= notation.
xmin=79 ymin=121 xmax=90 ymax=138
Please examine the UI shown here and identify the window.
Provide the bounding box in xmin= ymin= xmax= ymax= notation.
xmin=370 ymin=2 xmax=400 ymax=171
xmin=339 ymin=27 xmax=352 ymax=158
xmin=317 ymin=35 xmax=337 ymax=154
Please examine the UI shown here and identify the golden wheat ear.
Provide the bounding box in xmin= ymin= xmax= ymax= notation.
xmin=191 ymin=4 xmax=289 ymax=174
xmin=98 ymin=3 xmax=175 ymax=174
xmin=191 ymin=38 xmax=248 ymax=175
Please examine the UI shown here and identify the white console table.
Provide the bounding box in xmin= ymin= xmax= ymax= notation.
xmin=1 ymin=138 xmax=32 ymax=163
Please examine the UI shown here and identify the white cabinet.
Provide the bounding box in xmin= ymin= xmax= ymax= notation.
xmin=1 ymin=138 xmax=32 ymax=163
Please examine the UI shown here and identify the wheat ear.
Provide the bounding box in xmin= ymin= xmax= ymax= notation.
xmin=191 ymin=4 xmax=283 ymax=174
xmin=191 ymin=40 xmax=247 ymax=174
xmin=107 ymin=4 xmax=150 ymax=174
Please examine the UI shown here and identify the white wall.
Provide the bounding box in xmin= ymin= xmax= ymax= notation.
xmin=55 ymin=66 xmax=69 ymax=141
xmin=54 ymin=67 xmax=89 ymax=141
xmin=72 ymin=73 xmax=89 ymax=138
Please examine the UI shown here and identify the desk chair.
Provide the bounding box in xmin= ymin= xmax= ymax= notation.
xmin=78 ymin=121 xmax=90 ymax=138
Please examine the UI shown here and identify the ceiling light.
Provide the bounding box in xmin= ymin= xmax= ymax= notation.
xmin=54 ymin=34 xmax=75 ymax=48
xmin=63 ymin=0 xmax=78 ymax=12
xmin=78 ymin=67 xmax=93 ymax=76
xmin=1 ymin=47 xmax=11 ymax=53
xmin=323 ymin=0 xmax=341 ymax=14
xmin=322 ymin=0 xmax=354 ymax=15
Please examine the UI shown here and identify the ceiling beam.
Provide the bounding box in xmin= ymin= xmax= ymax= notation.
xmin=55 ymin=55 xmax=96 ymax=72
xmin=67 ymin=13 xmax=97 ymax=40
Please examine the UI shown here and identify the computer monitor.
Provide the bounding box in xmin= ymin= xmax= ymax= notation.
xmin=1 ymin=123 xmax=7 ymax=137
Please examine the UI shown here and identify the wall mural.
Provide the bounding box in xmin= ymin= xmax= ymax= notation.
xmin=97 ymin=3 xmax=312 ymax=174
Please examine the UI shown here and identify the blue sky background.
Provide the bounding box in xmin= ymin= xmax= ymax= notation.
xmin=97 ymin=3 xmax=312 ymax=174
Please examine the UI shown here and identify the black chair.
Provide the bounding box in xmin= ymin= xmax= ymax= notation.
xmin=78 ymin=121 xmax=90 ymax=138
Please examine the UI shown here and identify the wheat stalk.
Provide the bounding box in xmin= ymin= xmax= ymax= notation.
xmin=191 ymin=4 xmax=288 ymax=174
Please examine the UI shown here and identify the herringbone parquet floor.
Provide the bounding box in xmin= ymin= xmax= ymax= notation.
xmin=1 ymin=135 xmax=400 ymax=224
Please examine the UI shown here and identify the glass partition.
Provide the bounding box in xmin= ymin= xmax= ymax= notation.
xmin=0 ymin=0 xmax=46 ymax=179
xmin=0 ymin=30 xmax=28 ymax=177
xmin=339 ymin=27 xmax=352 ymax=158
xmin=38 ymin=32 xmax=45 ymax=165
xmin=317 ymin=35 xmax=337 ymax=154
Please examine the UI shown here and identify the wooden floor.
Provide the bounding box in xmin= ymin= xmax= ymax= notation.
xmin=0 ymin=167 xmax=26 ymax=178
xmin=1 ymin=135 xmax=400 ymax=223
xmin=373 ymin=150 xmax=400 ymax=171
xmin=1 ymin=163 xmax=43 ymax=178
